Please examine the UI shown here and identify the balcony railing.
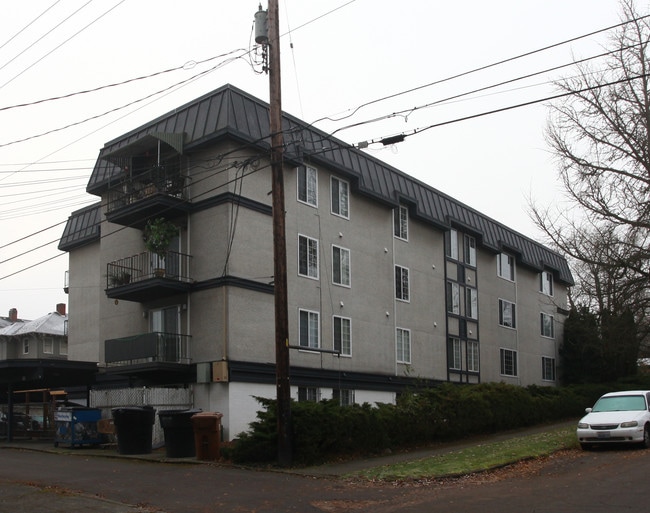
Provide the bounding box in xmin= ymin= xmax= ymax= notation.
xmin=106 ymin=164 xmax=187 ymax=216
xmin=106 ymin=250 xmax=191 ymax=288
xmin=105 ymin=332 xmax=191 ymax=366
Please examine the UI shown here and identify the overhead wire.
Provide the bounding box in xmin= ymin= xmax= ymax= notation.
xmin=0 ymin=0 xmax=63 ymax=53
xmin=1 ymin=8 xmax=638 ymax=280
xmin=0 ymin=0 xmax=128 ymax=90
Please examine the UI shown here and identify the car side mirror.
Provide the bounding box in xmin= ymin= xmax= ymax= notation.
xmin=585 ymin=408 xmax=592 ymax=413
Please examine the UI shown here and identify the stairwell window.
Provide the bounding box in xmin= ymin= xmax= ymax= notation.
xmin=497 ymin=253 xmax=515 ymax=281
xmin=331 ymin=176 xmax=349 ymax=218
xmin=468 ymin=340 xmax=480 ymax=372
xmin=299 ymin=309 xmax=320 ymax=349
xmin=449 ymin=337 xmax=461 ymax=370
xmin=500 ymin=348 xmax=518 ymax=377
xmin=298 ymin=234 xmax=319 ymax=279
xmin=332 ymin=245 xmax=350 ymax=287
xmin=541 ymin=312 xmax=555 ymax=338
xmin=446 ymin=281 xmax=460 ymax=314
xmin=445 ymin=229 xmax=458 ymax=260
xmin=542 ymin=357 xmax=556 ymax=381
xmin=297 ymin=165 xmax=318 ymax=207
xmin=393 ymin=205 xmax=408 ymax=240
xmin=333 ymin=316 xmax=351 ymax=356
xmin=498 ymin=299 xmax=516 ymax=328
xmin=396 ymin=327 xmax=411 ymax=363
xmin=465 ymin=287 xmax=478 ymax=319
xmin=395 ymin=265 xmax=410 ymax=302
xmin=464 ymin=235 xmax=476 ymax=267
xmin=540 ymin=271 xmax=554 ymax=296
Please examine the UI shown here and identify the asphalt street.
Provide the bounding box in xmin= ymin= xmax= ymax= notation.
xmin=0 ymin=429 xmax=648 ymax=513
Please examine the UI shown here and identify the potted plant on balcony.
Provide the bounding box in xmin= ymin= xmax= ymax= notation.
xmin=143 ymin=217 xmax=177 ymax=277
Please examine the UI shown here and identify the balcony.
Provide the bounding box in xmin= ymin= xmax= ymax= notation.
xmin=105 ymin=332 xmax=191 ymax=366
xmin=105 ymin=250 xmax=192 ymax=303
xmin=104 ymin=332 xmax=192 ymax=381
xmin=104 ymin=164 xmax=190 ymax=229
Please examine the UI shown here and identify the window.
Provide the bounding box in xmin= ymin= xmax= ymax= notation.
xmin=299 ymin=309 xmax=320 ymax=349
xmin=446 ymin=281 xmax=460 ymax=314
xmin=396 ymin=327 xmax=411 ymax=363
xmin=60 ymin=339 xmax=68 ymax=356
xmin=333 ymin=388 xmax=355 ymax=406
xmin=540 ymin=271 xmax=554 ymax=296
xmin=542 ymin=357 xmax=556 ymax=381
xmin=541 ymin=312 xmax=555 ymax=338
xmin=151 ymin=306 xmax=180 ymax=334
xmin=331 ymin=176 xmax=349 ymax=218
xmin=297 ymin=165 xmax=318 ymax=207
xmin=43 ymin=338 xmax=53 ymax=354
xmin=298 ymin=235 xmax=319 ymax=279
xmin=500 ymin=348 xmax=518 ymax=377
xmin=497 ymin=253 xmax=515 ymax=281
xmin=464 ymin=235 xmax=476 ymax=267
xmin=465 ymin=287 xmax=478 ymax=319
xmin=22 ymin=339 xmax=29 ymax=355
xmin=445 ymin=229 xmax=458 ymax=260
xmin=298 ymin=387 xmax=319 ymax=402
xmin=333 ymin=316 xmax=351 ymax=356
xmin=468 ymin=340 xmax=480 ymax=372
xmin=332 ymin=245 xmax=350 ymax=286
xmin=393 ymin=205 xmax=408 ymax=240
xmin=498 ymin=299 xmax=516 ymax=328
xmin=449 ymin=337 xmax=461 ymax=370
xmin=395 ymin=265 xmax=410 ymax=302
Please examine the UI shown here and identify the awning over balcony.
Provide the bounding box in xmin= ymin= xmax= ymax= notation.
xmin=102 ymin=132 xmax=185 ymax=166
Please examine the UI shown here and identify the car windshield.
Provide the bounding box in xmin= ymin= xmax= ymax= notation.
xmin=592 ymin=395 xmax=647 ymax=412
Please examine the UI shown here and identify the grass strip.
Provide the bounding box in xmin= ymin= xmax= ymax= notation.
xmin=351 ymin=426 xmax=577 ymax=481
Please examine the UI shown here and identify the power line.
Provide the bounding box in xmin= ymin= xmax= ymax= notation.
xmin=0 ymin=0 xmax=63 ymax=53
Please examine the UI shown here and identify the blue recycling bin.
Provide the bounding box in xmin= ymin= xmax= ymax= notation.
xmin=54 ymin=407 xmax=102 ymax=448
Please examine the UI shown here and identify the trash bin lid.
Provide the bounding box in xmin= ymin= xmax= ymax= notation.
xmin=191 ymin=411 xmax=223 ymax=429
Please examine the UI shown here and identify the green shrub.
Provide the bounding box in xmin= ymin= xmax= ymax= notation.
xmin=229 ymin=378 xmax=650 ymax=466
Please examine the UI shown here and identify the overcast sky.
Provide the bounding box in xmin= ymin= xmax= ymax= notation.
xmin=0 ymin=0 xmax=626 ymax=320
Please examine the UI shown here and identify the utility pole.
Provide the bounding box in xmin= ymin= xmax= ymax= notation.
xmin=266 ymin=0 xmax=292 ymax=466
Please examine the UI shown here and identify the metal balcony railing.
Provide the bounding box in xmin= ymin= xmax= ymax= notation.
xmin=105 ymin=164 xmax=186 ymax=215
xmin=105 ymin=332 xmax=191 ymax=366
xmin=106 ymin=250 xmax=191 ymax=289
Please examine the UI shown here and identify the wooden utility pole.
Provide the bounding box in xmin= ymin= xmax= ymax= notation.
xmin=267 ymin=0 xmax=292 ymax=466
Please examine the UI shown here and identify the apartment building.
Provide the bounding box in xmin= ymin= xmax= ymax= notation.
xmin=59 ymin=84 xmax=572 ymax=438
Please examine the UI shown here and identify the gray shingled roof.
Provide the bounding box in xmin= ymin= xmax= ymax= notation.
xmin=80 ymin=84 xmax=573 ymax=285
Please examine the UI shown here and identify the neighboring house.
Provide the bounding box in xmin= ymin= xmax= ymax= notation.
xmin=0 ymin=305 xmax=68 ymax=361
xmin=59 ymin=84 xmax=573 ymax=439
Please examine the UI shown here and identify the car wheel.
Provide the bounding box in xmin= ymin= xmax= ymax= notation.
xmin=580 ymin=442 xmax=592 ymax=451
xmin=642 ymin=425 xmax=650 ymax=449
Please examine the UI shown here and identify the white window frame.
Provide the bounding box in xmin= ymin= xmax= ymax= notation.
xmin=498 ymin=299 xmax=516 ymax=329
xmin=330 ymin=176 xmax=349 ymax=219
xmin=22 ymin=338 xmax=29 ymax=355
xmin=541 ymin=312 xmax=555 ymax=339
xmin=298 ymin=234 xmax=319 ymax=280
xmin=60 ymin=339 xmax=68 ymax=356
xmin=333 ymin=315 xmax=351 ymax=356
xmin=297 ymin=165 xmax=318 ymax=207
xmin=43 ymin=338 xmax=54 ymax=354
xmin=446 ymin=229 xmax=458 ymax=260
xmin=299 ymin=309 xmax=320 ymax=349
xmin=393 ymin=205 xmax=408 ymax=240
xmin=334 ymin=388 xmax=355 ymax=406
xmin=446 ymin=281 xmax=460 ymax=314
xmin=449 ymin=337 xmax=462 ymax=370
xmin=332 ymin=245 xmax=351 ymax=287
xmin=464 ymin=234 xmax=476 ymax=267
xmin=540 ymin=271 xmax=554 ymax=296
xmin=396 ymin=327 xmax=411 ymax=364
xmin=395 ymin=265 xmax=410 ymax=302
xmin=497 ymin=253 xmax=515 ymax=281
xmin=465 ymin=287 xmax=478 ymax=319
xmin=500 ymin=348 xmax=518 ymax=377
xmin=468 ymin=340 xmax=480 ymax=372
xmin=542 ymin=356 xmax=556 ymax=381
xmin=298 ymin=387 xmax=320 ymax=402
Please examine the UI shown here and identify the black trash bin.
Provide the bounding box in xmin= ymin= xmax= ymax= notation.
xmin=112 ymin=406 xmax=156 ymax=455
xmin=158 ymin=409 xmax=202 ymax=458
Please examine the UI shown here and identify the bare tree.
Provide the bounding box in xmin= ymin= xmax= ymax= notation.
xmin=532 ymin=0 xmax=650 ymax=360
